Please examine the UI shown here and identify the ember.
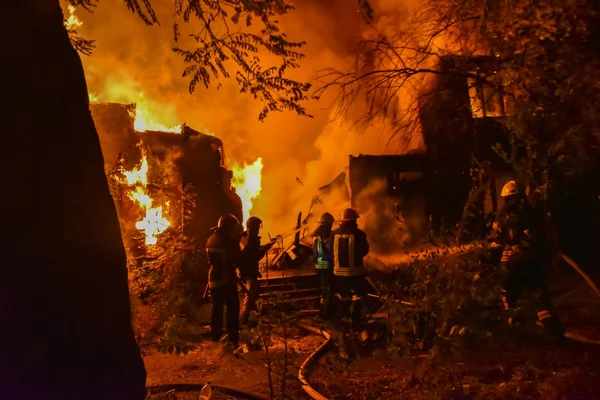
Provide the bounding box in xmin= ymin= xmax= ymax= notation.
xmin=231 ymin=158 xmax=263 ymax=225
xmin=120 ymin=145 xmax=170 ymax=245
xmin=64 ymin=5 xmax=82 ymax=31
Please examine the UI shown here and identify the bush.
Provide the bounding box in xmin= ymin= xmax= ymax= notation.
xmin=378 ymin=245 xmax=504 ymax=358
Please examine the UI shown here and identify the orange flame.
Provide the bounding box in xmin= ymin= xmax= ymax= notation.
xmin=130 ymin=106 xmax=182 ymax=134
xmin=121 ymin=145 xmax=170 ymax=245
xmin=232 ymin=158 xmax=263 ymax=225
xmin=88 ymin=87 xmax=182 ymax=134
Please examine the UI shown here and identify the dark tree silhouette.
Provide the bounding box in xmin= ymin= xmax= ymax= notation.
xmin=1 ymin=1 xmax=143 ymax=399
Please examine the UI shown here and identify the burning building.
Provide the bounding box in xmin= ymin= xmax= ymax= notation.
xmin=344 ymin=55 xmax=516 ymax=246
xmin=90 ymin=102 xmax=243 ymax=249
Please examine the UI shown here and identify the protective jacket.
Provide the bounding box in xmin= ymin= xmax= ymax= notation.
xmin=313 ymin=235 xmax=332 ymax=270
xmin=206 ymin=227 xmax=241 ymax=289
xmin=494 ymin=198 xmax=540 ymax=263
xmin=328 ymin=222 xmax=369 ymax=277
xmin=240 ymin=232 xmax=269 ymax=279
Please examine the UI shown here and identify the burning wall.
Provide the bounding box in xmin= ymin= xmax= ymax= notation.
xmin=91 ymin=102 xmax=243 ymax=248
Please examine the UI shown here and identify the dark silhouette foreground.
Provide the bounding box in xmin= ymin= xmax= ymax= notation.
xmin=0 ymin=1 xmax=146 ymax=399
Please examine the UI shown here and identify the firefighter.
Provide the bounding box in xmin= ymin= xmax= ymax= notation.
xmin=239 ymin=216 xmax=274 ymax=325
xmin=206 ymin=213 xmax=243 ymax=346
xmin=328 ymin=208 xmax=370 ymax=328
xmin=493 ymin=180 xmax=564 ymax=337
xmin=312 ymin=212 xmax=335 ymax=321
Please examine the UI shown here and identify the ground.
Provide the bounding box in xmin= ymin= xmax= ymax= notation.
xmin=144 ymin=321 xmax=324 ymax=399
xmin=142 ymin=266 xmax=600 ymax=399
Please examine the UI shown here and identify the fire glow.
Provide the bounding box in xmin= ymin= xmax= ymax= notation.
xmin=131 ymin=106 xmax=182 ymax=134
xmin=64 ymin=5 xmax=82 ymax=31
xmin=89 ymin=91 xmax=182 ymax=134
xmin=232 ymin=158 xmax=264 ymax=225
xmin=121 ymin=146 xmax=170 ymax=245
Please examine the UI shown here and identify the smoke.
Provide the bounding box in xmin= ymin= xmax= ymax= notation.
xmin=73 ymin=0 xmax=426 ymax=240
xmin=354 ymin=177 xmax=428 ymax=255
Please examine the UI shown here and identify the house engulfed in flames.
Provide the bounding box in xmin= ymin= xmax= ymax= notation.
xmin=90 ymin=102 xmax=243 ymax=252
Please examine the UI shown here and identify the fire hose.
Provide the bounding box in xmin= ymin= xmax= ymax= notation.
xmin=559 ymin=252 xmax=600 ymax=299
xmin=146 ymin=383 xmax=268 ymax=399
xmin=557 ymin=252 xmax=600 ymax=346
xmin=294 ymin=323 xmax=332 ymax=400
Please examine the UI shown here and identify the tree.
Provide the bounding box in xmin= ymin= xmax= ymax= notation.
xmin=1 ymin=1 xmax=145 ymax=399
xmin=319 ymin=0 xmax=600 ymax=248
xmin=69 ymin=0 xmax=311 ymax=121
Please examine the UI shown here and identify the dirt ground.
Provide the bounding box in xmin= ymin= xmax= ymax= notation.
xmin=144 ymin=269 xmax=600 ymax=400
xmin=144 ymin=322 xmax=324 ymax=399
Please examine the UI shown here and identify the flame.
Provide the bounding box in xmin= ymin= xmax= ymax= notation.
xmin=121 ymin=145 xmax=170 ymax=245
xmin=131 ymin=105 xmax=182 ymax=134
xmin=89 ymin=87 xmax=182 ymax=134
xmin=232 ymin=158 xmax=263 ymax=225
xmin=64 ymin=5 xmax=82 ymax=31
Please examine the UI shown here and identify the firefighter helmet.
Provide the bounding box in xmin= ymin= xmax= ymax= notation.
xmin=217 ymin=213 xmax=240 ymax=232
xmin=340 ymin=208 xmax=360 ymax=222
xmin=501 ymin=180 xmax=519 ymax=197
xmin=319 ymin=212 xmax=335 ymax=225
xmin=246 ymin=216 xmax=263 ymax=230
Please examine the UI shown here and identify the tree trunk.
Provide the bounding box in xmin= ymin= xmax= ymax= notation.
xmin=0 ymin=1 xmax=146 ymax=399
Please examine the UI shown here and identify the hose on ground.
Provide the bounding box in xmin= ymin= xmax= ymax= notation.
xmin=564 ymin=331 xmax=600 ymax=345
xmin=145 ymin=383 xmax=269 ymax=399
xmin=294 ymin=322 xmax=332 ymax=400
xmin=559 ymin=252 xmax=600 ymax=299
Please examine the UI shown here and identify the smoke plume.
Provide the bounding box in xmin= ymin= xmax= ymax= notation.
xmin=73 ymin=0 xmax=426 ymax=244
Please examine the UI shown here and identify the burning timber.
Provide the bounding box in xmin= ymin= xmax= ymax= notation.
xmin=91 ymin=102 xmax=242 ymax=250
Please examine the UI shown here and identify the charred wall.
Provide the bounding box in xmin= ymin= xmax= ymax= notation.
xmin=417 ymin=56 xmax=475 ymax=230
xmin=90 ymin=103 xmax=242 ymax=248
xmin=349 ymin=154 xmax=432 ymax=245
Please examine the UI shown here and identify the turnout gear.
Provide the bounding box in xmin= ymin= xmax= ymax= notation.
xmin=329 ymin=219 xmax=370 ymax=328
xmin=246 ymin=216 xmax=263 ymax=231
xmin=340 ymin=208 xmax=360 ymax=222
xmin=206 ymin=221 xmax=242 ymax=345
xmin=494 ymin=194 xmax=563 ymax=337
xmin=501 ymin=180 xmax=519 ymax=197
xmin=319 ymin=212 xmax=335 ymax=225
xmin=313 ymin=228 xmax=333 ymax=270
xmin=206 ymin=228 xmax=241 ymax=289
xmin=210 ymin=286 xmax=240 ymax=345
xmin=239 ymin=223 xmax=273 ymax=325
xmin=312 ymin=222 xmax=334 ymax=319
xmin=329 ymin=222 xmax=369 ymax=277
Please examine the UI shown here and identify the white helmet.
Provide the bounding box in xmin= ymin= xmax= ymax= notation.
xmin=501 ymin=180 xmax=519 ymax=197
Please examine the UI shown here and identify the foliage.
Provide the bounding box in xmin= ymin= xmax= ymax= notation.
xmin=127 ymin=193 xmax=208 ymax=353
xmin=66 ymin=0 xmax=311 ymax=121
xmin=318 ymin=0 xmax=600 ymax=200
xmin=106 ymin=149 xmax=203 ymax=352
xmin=377 ymin=246 xmax=504 ymax=358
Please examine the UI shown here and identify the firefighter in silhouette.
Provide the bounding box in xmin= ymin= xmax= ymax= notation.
xmin=312 ymin=212 xmax=335 ymax=321
xmin=493 ymin=180 xmax=563 ymax=337
xmin=206 ymin=213 xmax=243 ymax=346
xmin=328 ymin=208 xmax=370 ymax=328
xmin=239 ymin=216 xmax=274 ymax=325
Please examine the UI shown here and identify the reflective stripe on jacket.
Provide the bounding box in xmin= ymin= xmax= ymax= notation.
xmin=329 ymin=224 xmax=369 ymax=277
xmin=313 ymin=236 xmax=332 ymax=269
